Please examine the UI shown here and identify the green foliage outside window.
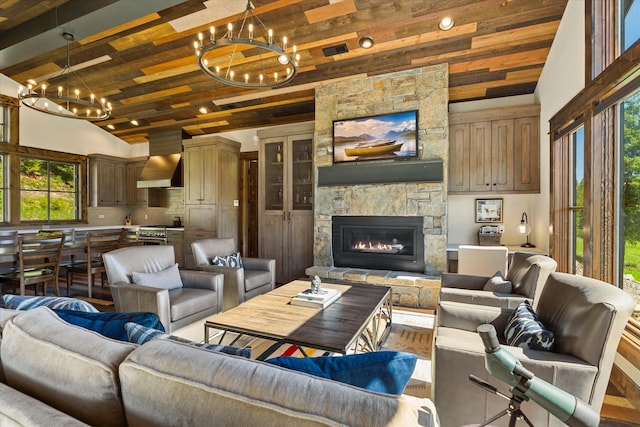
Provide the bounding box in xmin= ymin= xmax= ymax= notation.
xmin=622 ymin=91 xmax=640 ymax=306
xmin=20 ymin=157 xmax=77 ymax=221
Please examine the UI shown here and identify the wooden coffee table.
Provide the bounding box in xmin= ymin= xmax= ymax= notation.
xmin=204 ymin=280 xmax=392 ymax=360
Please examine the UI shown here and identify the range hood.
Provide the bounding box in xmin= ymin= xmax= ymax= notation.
xmin=137 ymin=154 xmax=182 ymax=188
xmin=137 ymin=130 xmax=184 ymax=188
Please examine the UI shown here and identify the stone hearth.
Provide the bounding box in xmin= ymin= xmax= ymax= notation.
xmin=306 ymin=266 xmax=440 ymax=309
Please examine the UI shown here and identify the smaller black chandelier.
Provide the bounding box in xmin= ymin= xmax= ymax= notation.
xmin=193 ymin=0 xmax=299 ymax=89
xmin=17 ymin=32 xmax=111 ymax=122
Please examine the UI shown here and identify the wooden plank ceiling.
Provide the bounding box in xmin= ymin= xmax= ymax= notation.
xmin=0 ymin=0 xmax=568 ymax=143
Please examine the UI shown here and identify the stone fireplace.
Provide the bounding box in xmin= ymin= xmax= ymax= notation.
xmin=306 ymin=64 xmax=449 ymax=309
xmin=332 ymin=216 xmax=425 ymax=273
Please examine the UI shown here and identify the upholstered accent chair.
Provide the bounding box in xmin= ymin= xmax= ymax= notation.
xmin=432 ymin=272 xmax=635 ymax=427
xmin=440 ymin=252 xmax=558 ymax=310
xmin=103 ymin=245 xmax=223 ymax=333
xmin=191 ymin=238 xmax=275 ymax=311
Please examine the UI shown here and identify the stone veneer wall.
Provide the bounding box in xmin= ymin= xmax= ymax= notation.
xmin=310 ymin=65 xmax=448 ymax=307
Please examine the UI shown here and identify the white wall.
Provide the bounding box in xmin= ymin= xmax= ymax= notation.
xmin=0 ymin=74 xmax=140 ymax=157
xmin=534 ymin=0 xmax=586 ymax=250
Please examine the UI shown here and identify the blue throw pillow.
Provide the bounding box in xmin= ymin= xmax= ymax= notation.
xmin=266 ymin=351 xmax=417 ymax=395
xmin=124 ymin=322 xmax=252 ymax=359
xmin=504 ymin=301 xmax=555 ymax=351
xmin=53 ymin=310 xmax=164 ymax=341
xmin=1 ymin=295 xmax=98 ymax=312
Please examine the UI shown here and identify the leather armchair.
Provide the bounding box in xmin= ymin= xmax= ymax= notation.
xmin=432 ymin=272 xmax=635 ymax=427
xmin=440 ymin=252 xmax=557 ymax=309
xmin=103 ymin=245 xmax=223 ymax=333
xmin=191 ymin=238 xmax=275 ymax=311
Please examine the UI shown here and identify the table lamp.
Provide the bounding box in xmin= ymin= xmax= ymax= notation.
xmin=517 ymin=212 xmax=535 ymax=247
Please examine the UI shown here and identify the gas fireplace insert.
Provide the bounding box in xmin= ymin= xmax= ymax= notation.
xmin=332 ymin=216 xmax=425 ymax=273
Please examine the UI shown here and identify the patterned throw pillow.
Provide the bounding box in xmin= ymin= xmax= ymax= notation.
xmin=1 ymin=295 xmax=98 ymax=312
xmin=131 ymin=263 xmax=183 ymax=290
xmin=504 ymin=301 xmax=555 ymax=351
xmin=211 ymin=252 xmax=244 ymax=268
xmin=124 ymin=322 xmax=252 ymax=358
xmin=483 ymin=271 xmax=513 ymax=293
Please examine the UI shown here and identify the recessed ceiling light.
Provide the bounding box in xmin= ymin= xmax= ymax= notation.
xmin=439 ymin=17 xmax=454 ymax=31
xmin=359 ymin=36 xmax=374 ymax=49
xmin=130 ymin=120 xmax=139 ymax=126
xmin=107 ymin=124 xmax=115 ymax=130
xmin=199 ymin=107 xmax=208 ymax=114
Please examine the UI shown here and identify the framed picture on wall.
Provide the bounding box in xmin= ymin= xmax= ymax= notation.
xmin=476 ymin=198 xmax=503 ymax=223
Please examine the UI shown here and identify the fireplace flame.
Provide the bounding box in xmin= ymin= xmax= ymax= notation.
xmin=352 ymin=241 xmax=404 ymax=253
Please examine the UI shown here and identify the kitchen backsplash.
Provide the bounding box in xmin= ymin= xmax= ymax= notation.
xmin=88 ymin=189 xmax=185 ymax=226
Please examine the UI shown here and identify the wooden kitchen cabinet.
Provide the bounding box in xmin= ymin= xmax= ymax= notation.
xmin=448 ymin=105 xmax=539 ymax=194
xmin=166 ymin=229 xmax=184 ymax=267
xmin=258 ymin=123 xmax=314 ymax=284
xmin=89 ymin=154 xmax=127 ymax=207
xmin=183 ymin=137 xmax=240 ymax=267
xmin=126 ymin=159 xmax=148 ymax=206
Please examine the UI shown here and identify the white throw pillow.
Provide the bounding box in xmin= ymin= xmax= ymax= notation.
xmin=483 ymin=271 xmax=512 ymax=293
xmin=131 ymin=263 xmax=183 ymax=290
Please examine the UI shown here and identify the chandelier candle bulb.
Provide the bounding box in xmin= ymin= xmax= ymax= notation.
xmin=268 ymin=29 xmax=273 ymax=44
xmin=248 ymin=24 xmax=253 ymax=40
xmin=283 ymin=36 xmax=287 ymax=50
xmin=228 ymin=23 xmax=233 ymax=39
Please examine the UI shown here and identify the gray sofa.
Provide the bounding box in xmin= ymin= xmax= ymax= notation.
xmin=432 ymin=272 xmax=634 ymax=427
xmin=0 ymin=306 xmax=439 ymax=426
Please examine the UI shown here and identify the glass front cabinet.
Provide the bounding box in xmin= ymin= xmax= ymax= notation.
xmin=263 ymin=137 xmax=313 ymax=212
xmin=259 ymin=125 xmax=314 ymax=284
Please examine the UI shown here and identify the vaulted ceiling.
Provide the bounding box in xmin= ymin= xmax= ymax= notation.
xmin=0 ymin=0 xmax=568 ymax=143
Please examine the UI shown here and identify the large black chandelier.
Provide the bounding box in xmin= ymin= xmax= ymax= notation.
xmin=193 ymin=1 xmax=300 ymax=89
xmin=18 ymin=32 xmax=111 ymax=121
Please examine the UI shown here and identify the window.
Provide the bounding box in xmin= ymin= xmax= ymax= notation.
xmin=0 ymin=104 xmax=7 ymax=143
xmin=20 ymin=157 xmax=79 ymax=222
xmin=571 ymin=127 xmax=585 ymax=275
xmin=619 ymin=89 xmax=640 ymax=309
xmin=621 ymin=0 xmax=640 ymax=51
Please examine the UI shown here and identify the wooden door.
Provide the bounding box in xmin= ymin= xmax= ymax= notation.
xmin=184 ymin=146 xmax=202 ymax=204
xmin=469 ymin=122 xmax=493 ymax=192
xmin=217 ymin=144 xmax=239 ymax=242
xmin=514 ymin=117 xmax=540 ymax=192
xmin=448 ymin=123 xmax=470 ymax=193
xmin=240 ymin=152 xmax=259 ymax=258
xmin=114 ymin=161 xmax=127 ymax=206
xmin=491 ymin=119 xmax=514 ymax=192
xmin=96 ymin=160 xmax=114 ymax=205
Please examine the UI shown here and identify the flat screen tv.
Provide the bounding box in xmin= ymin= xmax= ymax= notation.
xmin=332 ymin=110 xmax=418 ymax=163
